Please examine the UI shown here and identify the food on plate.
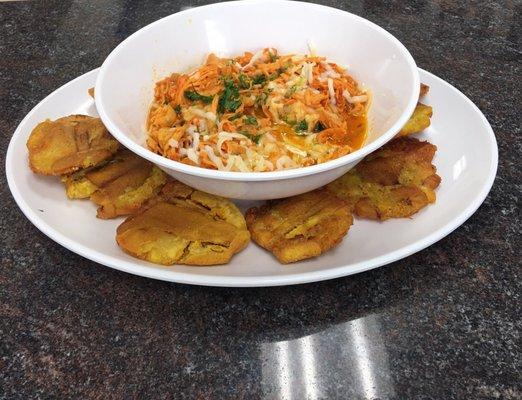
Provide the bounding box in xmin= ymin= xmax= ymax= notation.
xmin=61 ymin=149 xmax=167 ymax=218
xmin=397 ymin=103 xmax=433 ymax=137
xmin=420 ymin=83 xmax=430 ymax=97
xmin=397 ymin=83 xmax=432 ymax=137
xmin=327 ymin=137 xmax=441 ymax=220
xmin=150 ymin=180 xmax=248 ymax=230
xmin=245 ymin=189 xmax=352 ymax=263
xmin=61 ymin=165 xmax=104 ymax=199
xmin=27 ymin=79 xmax=439 ymax=267
xmin=147 ymin=48 xmax=369 ymax=172
xmin=116 ymin=181 xmax=250 ymax=265
xmin=27 ymin=115 xmax=119 ymax=175
xmin=87 ymin=151 xmax=167 ymax=219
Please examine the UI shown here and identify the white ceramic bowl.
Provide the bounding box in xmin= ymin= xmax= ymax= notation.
xmin=96 ymin=0 xmax=419 ymax=200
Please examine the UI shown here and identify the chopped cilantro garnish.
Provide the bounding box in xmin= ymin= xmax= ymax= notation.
xmin=238 ymin=74 xmax=251 ymax=89
xmin=255 ymin=91 xmax=269 ymax=106
xmin=184 ymin=90 xmax=214 ymax=104
xmin=252 ymin=74 xmax=267 ymax=85
xmin=174 ymin=104 xmax=182 ymax=115
xmin=313 ymin=121 xmax=326 ymax=132
xmin=295 ymin=120 xmax=308 ymax=132
xmin=252 ymin=135 xmax=262 ymax=144
xmin=218 ymin=78 xmax=241 ymax=113
xmin=244 ymin=115 xmax=258 ymax=125
xmin=267 ymin=66 xmax=288 ymax=81
xmin=229 ymin=113 xmax=241 ymax=121
xmin=269 ymin=52 xmax=279 ymax=62
xmin=241 ymin=131 xmax=263 ymax=144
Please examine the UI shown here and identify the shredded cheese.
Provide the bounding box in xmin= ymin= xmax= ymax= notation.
xmin=342 ymin=90 xmax=368 ymax=104
xmin=189 ymin=107 xmax=217 ymax=123
xmin=307 ymin=39 xmax=317 ymax=57
xmin=216 ymin=131 xmax=251 ymax=157
xmin=301 ymin=62 xmax=315 ymax=85
xmin=234 ymin=155 xmax=250 ymax=172
xmin=187 ymin=125 xmax=200 ymax=150
xmin=276 ymin=155 xmax=297 ymax=170
xmin=327 ymin=78 xmax=336 ymax=105
xmin=241 ymin=48 xmax=266 ymax=70
xmin=186 ymin=148 xmax=199 ymax=165
xmin=204 ymin=145 xmax=224 ymax=170
xmin=285 ymin=144 xmax=308 ymax=157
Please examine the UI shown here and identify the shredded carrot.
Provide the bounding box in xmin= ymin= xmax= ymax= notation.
xmin=199 ymin=151 xmax=217 ymax=169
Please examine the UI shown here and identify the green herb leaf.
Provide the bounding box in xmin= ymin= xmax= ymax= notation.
xmin=218 ymin=78 xmax=242 ymax=113
xmin=269 ymin=52 xmax=279 ymax=63
xmin=255 ymin=91 xmax=269 ymax=107
xmin=313 ymin=121 xmax=326 ymax=132
xmin=252 ymin=74 xmax=267 ymax=85
xmin=241 ymin=131 xmax=263 ymax=144
xmin=244 ymin=115 xmax=258 ymax=125
xmin=184 ymin=90 xmax=214 ymax=104
xmin=174 ymin=105 xmax=182 ymax=115
xmin=229 ymin=113 xmax=241 ymax=121
xmin=253 ymin=134 xmax=263 ymax=144
xmin=238 ymin=74 xmax=251 ymax=89
xmin=295 ymin=120 xmax=308 ymax=132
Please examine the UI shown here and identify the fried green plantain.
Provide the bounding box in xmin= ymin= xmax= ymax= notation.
xmin=116 ymin=181 xmax=250 ymax=265
xmin=61 ymin=170 xmax=99 ymax=199
xmin=61 ymin=150 xmax=168 ymax=218
xmin=245 ymin=189 xmax=352 ymax=264
xmin=420 ymin=83 xmax=430 ymax=97
xmin=88 ymin=152 xmax=168 ymax=219
xmin=397 ymin=103 xmax=433 ymax=137
xmin=327 ymin=137 xmax=441 ymax=220
xmin=153 ymin=180 xmax=248 ymax=230
xmin=396 ymin=83 xmax=432 ymax=138
xmin=27 ymin=115 xmax=119 ymax=175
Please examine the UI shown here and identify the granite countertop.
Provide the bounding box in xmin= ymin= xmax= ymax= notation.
xmin=0 ymin=1 xmax=520 ymax=398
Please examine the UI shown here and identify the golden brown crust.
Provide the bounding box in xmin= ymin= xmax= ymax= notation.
xmin=140 ymin=180 xmax=248 ymax=230
xmin=395 ymin=83 xmax=431 ymax=138
xmin=327 ymin=137 xmax=441 ymax=221
xmin=27 ymin=115 xmax=119 ymax=175
xmin=62 ymin=150 xmax=168 ymax=219
xmin=396 ymin=103 xmax=433 ymax=137
xmin=116 ymin=182 xmax=249 ymax=266
xmin=245 ymin=189 xmax=352 ymax=263
xmin=420 ymin=83 xmax=430 ymax=97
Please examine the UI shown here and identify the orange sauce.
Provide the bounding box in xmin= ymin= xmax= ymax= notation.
xmin=345 ymin=114 xmax=367 ymax=150
xmin=272 ymin=114 xmax=367 ymax=152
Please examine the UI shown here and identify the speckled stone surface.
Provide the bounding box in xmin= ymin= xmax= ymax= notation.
xmin=0 ymin=1 xmax=520 ymax=399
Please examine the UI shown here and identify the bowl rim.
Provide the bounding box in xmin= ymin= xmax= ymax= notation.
xmin=95 ymin=0 xmax=420 ymax=182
